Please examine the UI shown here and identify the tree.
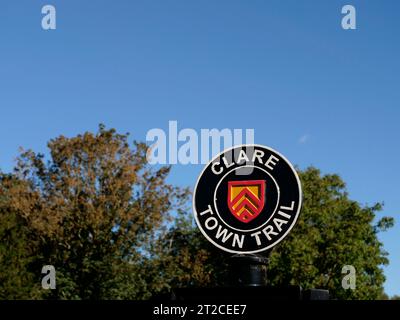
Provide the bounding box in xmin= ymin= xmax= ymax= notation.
xmin=0 ymin=174 xmax=42 ymax=299
xmin=0 ymin=126 xmax=394 ymax=300
xmin=267 ymin=168 xmax=393 ymax=299
xmin=0 ymin=125 xmax=189 ymax=299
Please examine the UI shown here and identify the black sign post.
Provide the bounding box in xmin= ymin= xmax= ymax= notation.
xmin=153 ymin=145 xmax=329 ymax=301
xmin=193 ymin=145 xmax=302 ymax=291
xmin=193 ymin=144 xmax=302 ymax=255
xmin=186 ymin=144 xmax=329 ymax=300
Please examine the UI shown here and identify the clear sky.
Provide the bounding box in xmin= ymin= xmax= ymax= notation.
xmin=0 ymin=0 xmax=399 ymax=296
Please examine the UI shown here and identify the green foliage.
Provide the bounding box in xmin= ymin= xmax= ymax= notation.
xmin=0 ymin=175 xmax=42 ymax=299
xmin=0 ymin=127 xmax=395 ymax=300
xmin=0 ymin=126 xmax=189 ymax=299
xmin=267 ymin=168 xmax=393 ymax=299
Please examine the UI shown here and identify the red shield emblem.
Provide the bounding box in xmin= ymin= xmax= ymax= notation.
xmin=227 ymin=180 xmax=266 ymax=223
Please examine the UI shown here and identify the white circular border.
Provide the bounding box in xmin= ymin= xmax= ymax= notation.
xmin=193 ymin=144 xmax=303 ymax=254
xmin=213 ymin=165 xmax=281 ymax=233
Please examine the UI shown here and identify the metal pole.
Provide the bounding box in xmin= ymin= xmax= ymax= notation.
xmin=229 ymin=253 xmax=270 ymax=287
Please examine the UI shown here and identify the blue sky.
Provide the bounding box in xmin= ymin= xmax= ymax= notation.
xmin=0 ymin=0 xmax=399 ymax=296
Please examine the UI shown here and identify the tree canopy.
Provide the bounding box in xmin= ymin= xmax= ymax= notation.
xmin=0 ymin=126 xmax=394 ymax=299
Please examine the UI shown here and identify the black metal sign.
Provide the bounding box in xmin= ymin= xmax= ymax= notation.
xmin=193 ymin=144 xmax=302 ymax=254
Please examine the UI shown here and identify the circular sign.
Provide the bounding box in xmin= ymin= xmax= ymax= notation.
xmin=193 ymin=144 xmax=302 ymax=254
